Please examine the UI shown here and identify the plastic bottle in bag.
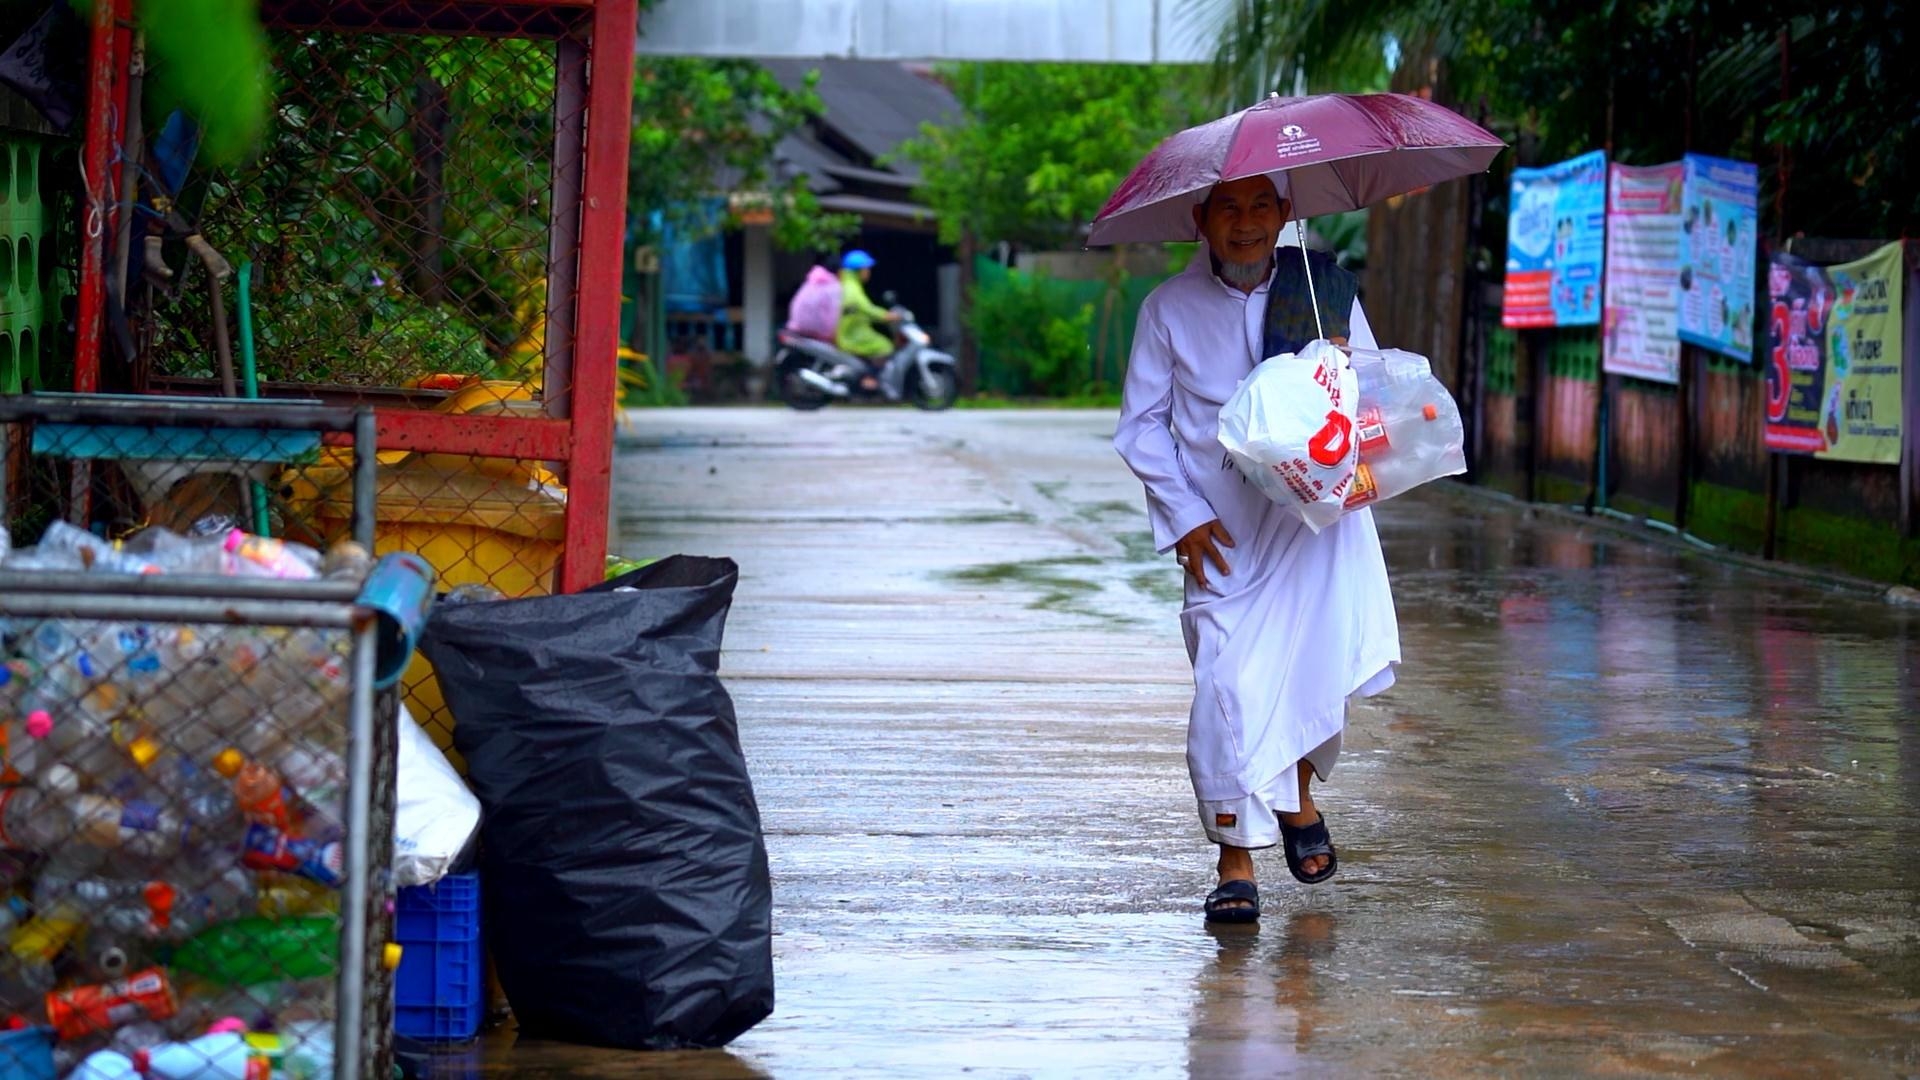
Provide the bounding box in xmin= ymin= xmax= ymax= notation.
xmin=1341 ymin=347 xmax=1468 ymax=510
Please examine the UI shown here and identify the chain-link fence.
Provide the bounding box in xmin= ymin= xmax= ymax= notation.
xmin=0 ymin=394 xmax=416 ymax=1080
xmin=78 ymin=3 xmax=622 ymax=755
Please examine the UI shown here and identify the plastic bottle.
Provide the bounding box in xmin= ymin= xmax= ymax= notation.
xmin=46 ymin=967 xmax=178 ymax=1040
xmin=222 ymin=532 xmax=320 ymax=581
xmin=69 ymin=1049 xmax=141 ymax=1080
xmin=124 ymin=528 xmax=230 ymax=576
xmin=321 ymin=541 xmax=372 ymax=581
xmin=171 ymin=917 xmax=338 ymax=986
xmin=210 ymin=750 xmax=296 ymax=832
xmin=37 ymin=522 xmax=161 ymax=576
xmin=0 ymin=785 xmax=78 ymax=851
xmin=134 ymin=1032 xmax=272 ymax=1080
xmin=239 ymin=825 xmax=342 ymax=888
xmin=275 ymin=746 xmax=344 ymax=842
xmin=108 ymin=1020 xmax=171 ymax=1057
xmin=78 ymin=925 xmax=155 ymax=983
xmin=254 ymin=876 xmax=339 ymax=919
xmin=122 ymin=738 xmax=246 ymax=858
xmin=278 ymin=1020 xmax=334 ymax=1080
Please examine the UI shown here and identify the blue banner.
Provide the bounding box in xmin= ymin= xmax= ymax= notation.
xmin=1504 ymin=150 xmax=1608 ymax=329
xmin=1676 ymin=154 xmax=1760 ymax=361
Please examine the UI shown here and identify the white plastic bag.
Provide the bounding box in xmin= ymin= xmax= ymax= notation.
xmin=1217 ymin=340 xmax=1361 ymax=533
xmin=1341 ymin=347 xmax=1468 ymax=510
xmin=394 ymin=703 xmax=481 ymax=887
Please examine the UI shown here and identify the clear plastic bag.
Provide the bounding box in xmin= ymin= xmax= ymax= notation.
xmin=1341 ymin=347 xmax=1468 ymax=510
xmin=1217 ymin=340 xmax=1362 ymax=533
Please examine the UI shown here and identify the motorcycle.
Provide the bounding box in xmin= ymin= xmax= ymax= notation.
xmin=775 ymin=294 xmax=960 ymax=411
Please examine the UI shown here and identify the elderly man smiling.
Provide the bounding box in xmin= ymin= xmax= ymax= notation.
xmin=1113 ymin=174 xmax=1401 ymax=924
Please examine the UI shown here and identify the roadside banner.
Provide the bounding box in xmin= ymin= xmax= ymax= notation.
xmin=1815 ymin=241 xmax=1904 ymax=464
xmin=1503 ymin=150 xmax=1607 ymax=329
xmin=1676 ymin=154 xmax=1760 ymax=361
xmin=1602 ymin=161 xmax=1684 ymax=383
xmin=1765 ymin=249 xmax=1832 ymax=453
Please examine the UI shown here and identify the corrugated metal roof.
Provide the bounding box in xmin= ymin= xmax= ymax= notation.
xmin=760 ymin=59 xmax=958 ymax=178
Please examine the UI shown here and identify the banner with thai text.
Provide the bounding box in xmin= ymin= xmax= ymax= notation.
xmin=1676 ymin=154 xmax=1760 ymax=361
xmin=1764 ymin=250 xmax=1832 ymax=453
xmin=1602 ymin=161 xmax=1684 ymax=383
xmin=1504 ymin=150 xmax=1607 ymax=329
xmin=1814 ymin=241 xmax=1904 ymax=464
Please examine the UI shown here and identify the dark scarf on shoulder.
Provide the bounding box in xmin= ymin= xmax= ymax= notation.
xmin=1261 ymin=248 xmax=1356 ymax=359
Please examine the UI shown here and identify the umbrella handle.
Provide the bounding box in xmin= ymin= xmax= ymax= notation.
xmin=1295 ymin=220 xmax=1327 ymax=345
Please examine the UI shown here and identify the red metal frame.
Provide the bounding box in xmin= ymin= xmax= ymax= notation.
xmin=68 ymin=0 xmax=639 ymax=593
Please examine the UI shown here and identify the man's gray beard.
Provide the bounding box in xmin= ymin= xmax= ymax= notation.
xmin=1215 ymin=255 xmax=1273 ymax=291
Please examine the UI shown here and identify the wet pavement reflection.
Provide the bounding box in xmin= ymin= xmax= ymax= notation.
xmin=445 ymin=409 xmax=1920 ymax=1077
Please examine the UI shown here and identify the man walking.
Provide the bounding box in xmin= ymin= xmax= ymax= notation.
xmin=1113 ymin=174 xmax=1401 ymax=923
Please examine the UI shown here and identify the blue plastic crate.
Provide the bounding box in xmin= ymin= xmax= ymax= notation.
xmin=0 ymin=1026 xmax=55 ymax=1080
xmin=394 ymin=873 xmax=484 ymax=1042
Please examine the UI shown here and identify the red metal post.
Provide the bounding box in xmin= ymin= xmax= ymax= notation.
xmin=555 ymin=0 xmax=637 ymax=593
xmin=73 ymin=0 xmax=128 ymax=394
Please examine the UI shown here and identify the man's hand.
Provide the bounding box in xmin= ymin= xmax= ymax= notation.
xmin=1174 ymin=519 xmax=1235 ymax=591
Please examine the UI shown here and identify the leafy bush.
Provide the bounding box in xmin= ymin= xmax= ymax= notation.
xmin=967 ymin=268 xmax=1096 ymax=399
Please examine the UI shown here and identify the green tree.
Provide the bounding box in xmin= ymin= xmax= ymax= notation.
xmin=896 ymin=63 xmax=1211 ymax=248
xmin=1186 ymin=0 xmax=1920 ymax=236
xmin=629 ymin=59 xmax=855 ymax=251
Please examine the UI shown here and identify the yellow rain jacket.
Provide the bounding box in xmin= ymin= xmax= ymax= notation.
xmin=836 ymin=270 xmax=894 ymax=359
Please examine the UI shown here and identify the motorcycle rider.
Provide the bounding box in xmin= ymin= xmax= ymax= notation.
xmin=837 ymin=250 xmax=900 ymax=393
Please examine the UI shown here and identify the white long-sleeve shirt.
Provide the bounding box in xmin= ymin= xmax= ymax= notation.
xmin=1114 ymin=248 xmax=1401 ymax=810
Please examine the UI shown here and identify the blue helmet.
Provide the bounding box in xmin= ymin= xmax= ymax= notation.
xmin=841 ymin=249 xmax=876 ymax=271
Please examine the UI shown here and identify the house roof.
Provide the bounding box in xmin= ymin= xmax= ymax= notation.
xmin=760 ymin=59 xmax=959 ymax=194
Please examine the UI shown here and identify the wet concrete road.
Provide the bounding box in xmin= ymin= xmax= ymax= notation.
xmin=471 ymin=407 xmax=1920 ymax=1078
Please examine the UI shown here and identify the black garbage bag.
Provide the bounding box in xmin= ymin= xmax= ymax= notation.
xmin=420 ymin=555 xmax=773 ymax=1050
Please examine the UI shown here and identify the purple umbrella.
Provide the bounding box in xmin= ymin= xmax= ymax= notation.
xmin=1088 ymin=92 xmax=1507 ymax=246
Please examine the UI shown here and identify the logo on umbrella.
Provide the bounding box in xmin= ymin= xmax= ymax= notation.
xmin=1275 ymin=123 xmax=1322 ymax=160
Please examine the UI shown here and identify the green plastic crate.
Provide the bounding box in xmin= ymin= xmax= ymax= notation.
xmin=1 ymin=136 xmax=49 ymax=393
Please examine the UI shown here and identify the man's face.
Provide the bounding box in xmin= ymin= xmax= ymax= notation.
xmin=1193 ymin=176 xmax=1287 ymax=266
xmin=860 ymin=267 xmax=873 ymax=282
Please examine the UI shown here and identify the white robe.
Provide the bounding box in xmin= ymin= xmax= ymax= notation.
xmin=1114 ymin=249 xmax=1401 ymax=847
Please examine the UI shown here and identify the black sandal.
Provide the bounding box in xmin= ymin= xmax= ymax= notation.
xmin=1279 ymin=814 xmax=1338 ymax=885
xmin=1204 ymin=879 xmax=1260 ymax=924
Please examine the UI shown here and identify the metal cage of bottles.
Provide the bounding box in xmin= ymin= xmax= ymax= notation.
xmin=0 ymin=394 xmax=431 ymax=1080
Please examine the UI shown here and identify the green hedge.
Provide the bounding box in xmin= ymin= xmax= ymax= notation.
xmin=971 ymin=256 xmax=1177 ymax=398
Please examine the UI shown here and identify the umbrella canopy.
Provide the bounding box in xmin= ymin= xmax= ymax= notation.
xmin=1088 ymin=93 xmax=1507 ymax=246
